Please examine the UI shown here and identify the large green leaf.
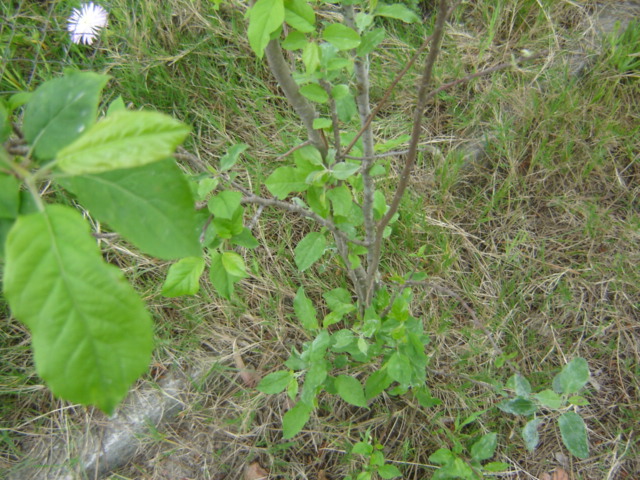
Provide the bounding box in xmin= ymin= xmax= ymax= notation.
xmin=470 ymin=432 xmax=497 ymax=461
xmin=0 ymin=102 xmax=11 ymax=143
xmin=265 ymin=166 xmax=308 ymax=199
xmin=161 ymin=257 xmax=205 ymax=297
xmin=248 ymin=0 xmax=285 ymax=58
xmin=282 ymin=402 xmax=312 ymax=439
xmin=209 ymin=250 xmax=244 ymax=299
xmin=497 ymin=397 xmax=538 ymax=416
xmin=552 ymin=357 xmax=590 ymax=395
xmin=2 ymin=205 xmax=153 ymax=414
xmin=374 ymin=3 xmax=420 ymax=23
xmin=558 ymin=412 xmax=589 ymax=459
xmin=60 ymin=159 xmax=201 ymax=259
xmin=0 ymin=173 xmax=20 ymax=219
xmin=284 ymin=0 xmax=315 ymax=33
xmin=258 ymin=370 xmax=292 ymax=394
xmin=294 ymin=286 xmax=319 ymax=330
xmin=522 ymin=418 xmax=543 ymax=452
xmin=335 ymin=375 xmax=367 ymax=407
xmin=322 ymin=24 xmax=361 ymax=50
xmin=294 ymin=231 xmax=326 ymax=271
xmin=23 ymin=71 xmax=109 ymax=161
xmin=57 ymin=111 xmax=190 ymax=174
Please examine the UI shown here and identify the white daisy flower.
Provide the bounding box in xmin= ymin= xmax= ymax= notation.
xmin=67 ymin=2 xmax=109 ymax=45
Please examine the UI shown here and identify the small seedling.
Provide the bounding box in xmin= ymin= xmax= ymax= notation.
xmin=497 ymin=357 xmax=591 ymax=459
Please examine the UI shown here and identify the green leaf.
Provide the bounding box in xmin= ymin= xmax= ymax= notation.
xmin=497 ymin=397 xmax=538 ymax=416
xmin=386 ymin=352 xmax=411 ymax=385
xmin=335 ymin=375 xmax=367 ymax=407
xmin=323 ymin=287 xmax=352 ymax=311
xmin=59 ymin=159 xmax=201 ymax=259
xmin=282 ymin=31 xmax=307 ymax=50
xmin=287 ymin=376 xmax=299 ymax=400
xmin=357 ymin=27 xmax=385 ymax=56
xmin=335 ymin=90 xmax=358 ymax=122
xmin=302 ymin=42 xmax=321 ymax=72
xmin=436 ymin=458 xmax=474 ymax=479
xmin=23 ymin=71 xmax=109 ymax=161
xmin=106 ymin=95 xmax=126 ymax=116
xmin=483 ymin=462 xmax=510 ymax=472
xmin=196 ymin=177 xmax=218 ymax=201
xmin=220 ymin=143 xmax=249 ymax=171
xmin=327 ymin=185 xmax=353 ymax=218
xmin=284 ymin=0 xmax=315 ymax=33
xmin=414 ymin=385 xmax=442 ymax=407
xmin=299 ymin=83 xmax=329 ymax=103
xmin=257 ymin=370 xmax=292 ymax=394
xmin=356 ymin=472 xmax=372 ymax=480
xmin=230 ymin=228 xmax=259 ymax=249
xmin=507 ymin=373 xmax=532 ymax=396
xmin=0 ymin=174 xmax=20 ymax=219
xmin=470 ymin=432 xmax=497 ymax=461
xmin=294 ymin=286 xmax=319 ymax=330
xmin=9 ymin=92 xmax=32 ymax=111
xmin=375 ymin=3 xmax=420 ymax=23
xmin=534 ymin=389 xmax=563 ymax=409
xmin=313 ymin=118 xmax=333 ymax=129
xmin=365 ymin=369 xmax=392 ymax=399
xmin=552 ymin=357 xmax=590 ymax=395
xmin=558 ymin=412 xmax=589 ymax=459
xmin=429 ymin=448 xmax=454 ymax=465
xmin=221 ymin=251 xmax=248 ymax=277
xmin=161 ymin=257 xmax=205 ymax=297
xmin=208 ymin=191 xmax=243 ymax=219
xmin=323 ymin=24 xmax=361 ymax=50
xmin=2 ymin=205 xmax=153 ymax=414
xmin=265 ymin=166 xmax=308 ymax=199
xmin=331 ymin=162 xmax=360 ymax=180
xmin=57 ymin=110 xmax=190 ymax=174
xmin=378 ymin=464 xmax=402 ymax=479
xmin=522 ymin=418 xmax=543 ymax=452
xmin=294 ymin=231 xmax=326 ymax=271
xmin=209 ymin=250 xmax=243 ymax=299
xmin=352 ymin=441 xmax=373 ymax=455
xmin=282 ymin=402 xmax=312 ymax=439
xmin=0 ymin=102 xmax=11 ymax=143
xmin=247 ymin=0 xmax=285 ymax=58
xmin=568 ymin=395 xmax=590 ymax=406
xmin=0 ymin=218 xmax=14 ymax=260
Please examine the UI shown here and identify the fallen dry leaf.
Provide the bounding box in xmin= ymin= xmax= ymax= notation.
xmin=244 ymin=461 xmax=269 ymax=480
xmin=233 ymin=341 xmax=261 ymax=387
xmin=539 ymin=467 xmax=570 ymax=480
xmin=318 ymin=470 xmax=330 ymax=480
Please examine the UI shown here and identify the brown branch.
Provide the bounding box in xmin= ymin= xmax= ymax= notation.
xmin=423 ymin=50 xmax=549 ymax=104
xmin=263 ymin=39 xmax=328 ymax=158
xmin=239 ymin=191 xmax=370 ymax=248
xmin=342 ymin=33 xmax=434 ymax=157
xmin=365 ymin=0 xmax=451 ymax=303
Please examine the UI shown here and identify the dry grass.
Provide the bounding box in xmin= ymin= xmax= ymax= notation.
xmin=1 ymin=0 xmax=639 ymax=479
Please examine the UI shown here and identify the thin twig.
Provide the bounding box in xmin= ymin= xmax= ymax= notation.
xmin=239 ymin=192 xmax=370 ymax=248
xmin=263 ymin=39 xmax=328 ymax=158
xmin=274 ymin=140 xmax=312 ymax=163
xmin=319 ymin=79 xmax=342 ymax=162
xmin=423 ymin=50 xmax=549 ymax=105
xmin=366 ymin=0 xmax=451 ymax=303
xmin=342 ymin=33 xmax=434 ymax=157
xmin=343 ymin=4 xmax=377 ymax=293
xmin=344 ymin=141 xmax=449 ymax=160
